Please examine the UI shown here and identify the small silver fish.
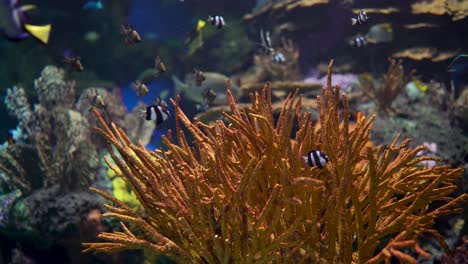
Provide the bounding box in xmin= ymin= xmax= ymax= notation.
xmin=155 ymin=56 xmax=166 ymax=75
xmin=121 ymin=24 xmax=141 ymax=45
xmin=351 ymin=10 xmax=368 ymax=26
xmin=132 ymin=80 xmax=149 ymax=97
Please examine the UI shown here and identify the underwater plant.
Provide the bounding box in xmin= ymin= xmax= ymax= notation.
xmin=83 ymin=61 xmax=466 ymax=263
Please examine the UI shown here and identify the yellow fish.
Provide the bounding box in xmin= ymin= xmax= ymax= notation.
xmin=413 ymin=79 xmax=427 ymax=93
xmin=184 ymin=19 xmax=206 ymax=56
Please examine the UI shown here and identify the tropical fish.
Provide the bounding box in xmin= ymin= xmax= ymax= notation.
xmin=207 ymin=15 xmax=225 ymax=29
xmin=0 ymin=0 xmax=51 ymax=44
xmin=155 ymin=56 xmax=166 ymax=75
xmin=88 ymin=89 xmax=106 ymax=111
xmin=142 ymin=97 xmax=170 ymax=125
xmin=202 ymin=88 xmax=217 ymax=106
xmin=448 ymin=54 xmax=468 ymax=73
xmin=259 ymin=29 xmax=286 ymax=63
xmin=82 ymin=0 xmax=103 ymax=11
xmin=302 ymin=150 xmax=329 ymax=168
xmin=121 ymin=24 xmax=141 ymax=45
xmin=348 ymin=34 xmax=368 ymax=47
xmin=271 ymin=52 xmax=286 ymax=64
xmin=172 ymin=72 xmax=241 ymax=106
xmin=184 ymin=19 xmax=206 ymax=56
xmin=413 ymin=79 xmax=428 ymax=93
xmin=63 ymin=55 xmax=84 ymax=72
xmin=194 ymin=68 xmax=206 ymax=86
xmin=132 ymin=81 xmax=149 ymax=97
xmin=366 ymin=23 xmax=393 ymax=44
xmin=351 ymin=10 xmax=368 ymax=26
xmin=196 ymin=88 xmax=217 ymax=112
xmin=259 ymin=28 xmax=275 ymax=55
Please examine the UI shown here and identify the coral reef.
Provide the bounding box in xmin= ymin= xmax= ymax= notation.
xmin=83 ymin=61 xmax=466 ymax=263
xmin=9 ymin=185 xmax=102 ymax=243
xmin=2 ymin=66 xmax=98 ymax=193
xmin=0 ymin=66 xmax=152 ymax=263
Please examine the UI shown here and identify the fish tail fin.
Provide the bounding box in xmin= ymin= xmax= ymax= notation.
xmin=171 ymin=75 xmax=188 ymax=94
xmin=19 ymin=4 xmax=36 ymax=12
xmin=351 ymin=18 xmax=357 ymax=25
xmin=24 ymin=24 xmax=51 ymax=44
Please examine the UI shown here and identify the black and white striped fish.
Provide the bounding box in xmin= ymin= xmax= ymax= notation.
xmin=143 ymin=102 xmax=170 ymax=125
xmin=260 ymin=28 xmax=275 ymax=55
xmin=348 ymin=34 xmax=368 ymax=47
xmin=271 ymin=52 xmax=286 ymax=64
xmin=302 ymin=150 xmax=329 ymax=169
xmin=208 ymin=15 xmax=225 ymax=29
xmin=351 ymin=10 xmax=368 ymax=26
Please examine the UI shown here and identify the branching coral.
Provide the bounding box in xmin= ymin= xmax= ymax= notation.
xmin=359 ymin=58 xmax=413 ymax=115
xmin=83 ymin=61 xmax=466 ymax=263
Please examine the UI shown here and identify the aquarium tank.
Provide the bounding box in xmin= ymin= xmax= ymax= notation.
xmin=0 ymin=0 xmax=467 ymax=263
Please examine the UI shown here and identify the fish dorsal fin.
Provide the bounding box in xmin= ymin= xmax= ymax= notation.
xmin=24 ymin=24 xmax=51 ymax=44
xmin=18 ymin=4 xmax=36 ymax=13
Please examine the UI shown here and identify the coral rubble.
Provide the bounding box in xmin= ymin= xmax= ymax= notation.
xmin=83 ymin=61 xmax=466 ymax=263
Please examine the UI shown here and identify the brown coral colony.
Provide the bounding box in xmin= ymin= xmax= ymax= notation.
xmin=82 ymin=61 xmax=466 ymax=263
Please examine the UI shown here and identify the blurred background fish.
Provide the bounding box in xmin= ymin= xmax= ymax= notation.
xmin=132 ymin=80 xmax=149 ymax=97
xmin=351 ymin=10 xmax=368 ymax=26
xmin=82 ymin=0 xmax=103 ymax=12
xmin=121 ymin=24 xmax=141 ymax=44
xmin=348 ymin=34 xmax=367 ymax=47
xmin=0 ymin=0 xmax=51 ymax=44
xmin=194 ymin=68 xmax=206 ymax=86
xmin=207 ymin=15 xmax=225 ymax=29
xmin=184 ymin=19 xmax=206 ymax=56
xmin=155 ymin=56 xmax=166 ymax=75
xmin=172 ymin=72 xmax=240 ymax=106
xmin=366 ymin=23 xmax=393 ymax=44
xmin=63 ymin=54 xmax=84 ymax=72
xmin=448 ymin=55 xmax=468 ymax=73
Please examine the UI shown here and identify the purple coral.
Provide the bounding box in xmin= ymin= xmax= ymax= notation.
xmin=304 ymin=70 xmax=357 ymax=91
